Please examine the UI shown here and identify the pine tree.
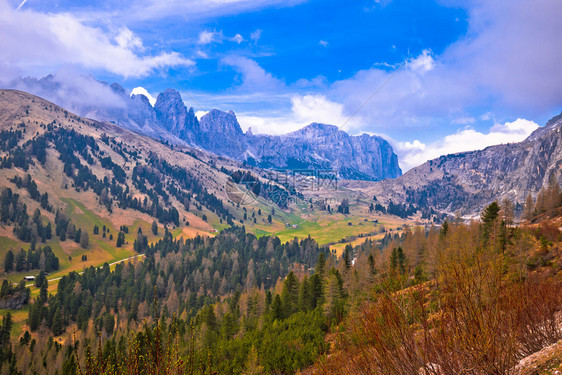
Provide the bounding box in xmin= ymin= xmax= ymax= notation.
xmin=243 ymin=346 xmax=264 ymax=375
xmin=116 ymin=231 xmax=125 ymax=247
xmin=134 ymin=231 xmax=147 ymax=252
xmin=3 ymin=250 xmax=13 ymax=273
xmin=39 ymin=282 xmax=48 ymax=304
xmin=343 ymin=245 xmax=352 ymax=269
xmin=481 ymin=201 xmax=500 ymax=242
xmin=151 ymin=220 xmax=158 ymax=235
xmin=316 ymin=253 xmax=326 ymax=277
xmin=298 ymin=276 xmax=312 ymax=311
xmin=35 ymin=271 xmax=46 ymax=288
xmin=368 ymin=254 xmax=375 ymax=274
xmin=75 ymin=228 xmax=82 ymax=245
xmin=390 ymin=248 xmax=398 ymax=272
xmin=15 ymin=249 xmax=26 ymax=272
xmin=103 ymin=313 xmax=115 ymax=335
xmin=323 ymin=269 xmax=345 ymax=322
xmin=281 ymin=272 xmax=299 ymax=317
xmin=440 ymin=220 xmax=449 ymax=239
xmin=202 ymin=305 xmax=217 ymax=332
xmin=271 ymin=295 xmax=283 ymax=321
xmin=52 ymin=308 xmax=64 ymax=336
xmin=310 ymin=273 xmax=324 ymax=308
xmin=45 ymin=222 xmax=52 ymax=240
xmin=40 ymin=193 xmax=49 ymax=210
xmin=79 ymin=230 xmax=89 ymax=249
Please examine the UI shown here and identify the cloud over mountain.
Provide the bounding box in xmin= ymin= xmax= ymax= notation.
xmin=0 ymin=0 xmax=193 ymax=78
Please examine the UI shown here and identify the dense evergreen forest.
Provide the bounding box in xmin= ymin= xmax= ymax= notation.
xmin=3 ymin=225 xmax=345 ymax=374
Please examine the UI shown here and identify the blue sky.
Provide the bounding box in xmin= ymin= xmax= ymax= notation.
xmin=1 ymin=0 xmax=561 ymax=170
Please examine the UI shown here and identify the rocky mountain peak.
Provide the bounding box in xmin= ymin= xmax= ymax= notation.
xmin=365 ymin=111 xmax=562 ymax=215
xmin=109 ymin=83 xmax=126 ymax=96
xmin=526 ymin=111 xmax=562 ymax=141
xmin=154 ymin=89 xmax=199 ymax=141
xmin=294 ymin=123 xmax=339 ymax=136
xmin=155 ymin=88 xmax=182 ymax=104
xmin=131 ymin=93 xmax=151 ymax=106
xmin=545 ymin=112 xmax=562 ymax=128
xmin=199 ymin=109 xmax=243 ymax=136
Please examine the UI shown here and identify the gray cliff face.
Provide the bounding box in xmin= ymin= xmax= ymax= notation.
xmin=154 ymin=89 xmax=199 ymax=142
xmin=368 ymin=112 xmax=562 ymax=214
xmin=109 ymin=88 xmax=402 ymax=181
xmin=199 ymin=109 xmax=243 ymax=136
xmin=244 ymin=123 xmax=401 ymax=180
xmin=128 ymin=94 xmax=160 ymax=133
xmin=196 ymin=109 xmax=246 ymax=157
xmin=167 ymin=107 xmax=402 ymax=181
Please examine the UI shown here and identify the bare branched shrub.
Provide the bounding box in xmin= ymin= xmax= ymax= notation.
xmin=317 ymin=223 xmax=562 ymax=375
xmin=514 ymin=276 xmax=562 ymax=356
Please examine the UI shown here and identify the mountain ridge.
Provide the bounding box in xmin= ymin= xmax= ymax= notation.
xmin=149 ymin=89 xmax=402 ymax=181
xmin=342 ymin=111 xmax=562 ymax=216
xmin=2 ymin=77 xmax=402 ymax=181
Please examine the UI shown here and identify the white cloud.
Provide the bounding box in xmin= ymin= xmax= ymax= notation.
xmin=490 ymin=118 xmax=539 ymax=136
xmin=406 ymin=49 xmax=434 ymax=73
xmin=479 ymin=112 xmax=493 ymax=121
xmin=114 ymin=27 xmax=143 ymax=51
xmin=3 ymin=70 xmax=127 ymax=115
xmin=452 ymin=116 xmax=476 ymax=125
xmin=236 ymin=115 xmax=302 ymax=135
xmin=198 ymin=30 xmax=221 ymax=44
xmin=396 ymin=118 xmax=539 ymax=171
xmin=0 ymin=1 xmax=194 ymax=78
xmin=131 ymin=87 xmax=156 ymax=106
xmin=195 ymin=111 xmax=209 ymax=120
xmin=198 ymin=30 xmax=247 ymax=45
xmin=232 ymin=34 xmax=244 ymax=44
xmin=328 ymin=0 xmax=562 ymax=133
xmin=294 ymin=76 xmax=328 ymax=89
xmin=319 ymin=40 xmax=328 ymax=47
xmin=250 ymin=29 xmax=263 ymax=43
xmin=195 ymin=50 xmax=209 ymax=59
xmin=237 ymin=94 xmax=360 ymax=135
xmin=291 ymin=95 xmax=351 ymax=126
xmin=222 ymin=56 xmax=284 ymax=92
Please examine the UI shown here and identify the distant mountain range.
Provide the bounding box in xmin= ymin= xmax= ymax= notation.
xmin=4 ymin=76 xmax=401 ymax=181
xmin=344 ymin=112 xmax=562 ymax=215
xmin=125 ymin=86 xmax=402 ymax=181
xmin=4 ymin=76 xmax=561 ymax=218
